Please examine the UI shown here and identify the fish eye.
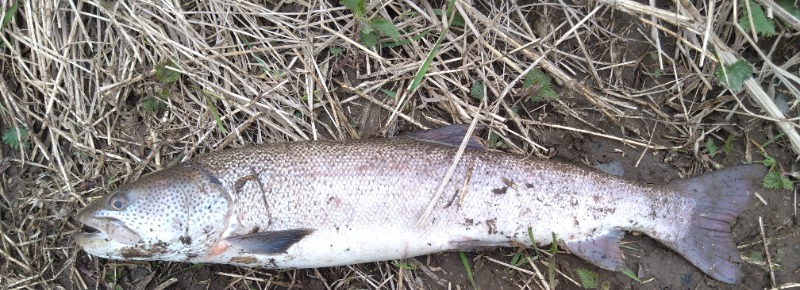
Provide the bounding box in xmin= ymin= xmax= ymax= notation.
xmin=109 ymin=194 xmax=128 ymax=211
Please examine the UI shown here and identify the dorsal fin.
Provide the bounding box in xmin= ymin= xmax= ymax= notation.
xmin=404 ymin=124 xmax=486 ymax=151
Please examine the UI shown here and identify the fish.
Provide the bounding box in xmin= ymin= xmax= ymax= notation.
xmin=75 ymin=124 xmax=765 ymax=284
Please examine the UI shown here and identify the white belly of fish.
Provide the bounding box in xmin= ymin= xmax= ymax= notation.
xmin=197 ymin=227 xmax=459 ymax=268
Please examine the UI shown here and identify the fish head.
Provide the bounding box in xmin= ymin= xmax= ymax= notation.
xmin=76 ymin=163 xmax=230 ymax=261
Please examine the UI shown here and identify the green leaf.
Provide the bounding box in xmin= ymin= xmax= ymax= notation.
xmin=524 ymin=68 xmax=551 ymax=88
xmin=359 ymin=30 xmax=378 ymax=47
xmin=549 ymin=232 xmax=558 ymax=255
xmin=155 ymin=60 xmax=180 ymax=84
xmin=537 ymin=86 xmax=558 ymax=101
xmin=407 ymin=0 xmax=457 ymax=96
xmin=329 ymin=46 xmax=344 ymax=56
xmin=433 ymin=9 xmax=465 ymax=28
xmin=715 ymin=60 xmax=752 ymax=93
xmin=576 ymin=268 xmax=599 ymax=289
xmin=341 ymin=0 xmax=366 ymax=18
xmin=3 ymin=126 xmax=28 ymax=150
xmin=763 ymin=171 xmax=793 ymax=190
xmin=458 ymin=252 xmax=478 ymax=290
xmin=526 ymin=227 xmax=538 ymax=250
xmin=723 ymin=134 xmax=735 ymax=155
xmin=778 ymin=0 xmax=800 ymax=19
xmin=391 ymin=260 xmax=417 ymax=270
xmin=510 ymin=253 xmax=522 ymax=266
xmin=739 ymin=0 xmax=776 ymax=36
xmin=470 ymin=82 xmax=484 ymax=100
xmin=749 ymin=250 xmax=764 ymax=263
xmin=141 ymin=95 xmax=166 ymax=113
xmin=2 ymin=1 xmax=19 ymax=31
xmin=621 ymin=268 xmax=642 ymax=283
xmin=371 ymin=17 xmax=400 ymax=40
xmin=760 ymin=151 xmax=776 ymax=168
xmin=601 ymin=281 xmax=611 ymax=290
xmin=706 ymin=138 xmax=718 ymax=157
xmin=203 ymin=92 xmax=228 ymax=135
xmin=380 ymin=89 xmax=397 ymax=98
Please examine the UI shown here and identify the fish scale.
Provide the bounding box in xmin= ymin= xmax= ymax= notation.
xmin=76 ymin=125 xmax=764 ymax=284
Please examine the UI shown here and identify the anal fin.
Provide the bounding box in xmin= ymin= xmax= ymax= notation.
xmin=224 ymin=229 xmax=314 ymax=254
xmin=562 ymin=230 xmax=626 ymax=271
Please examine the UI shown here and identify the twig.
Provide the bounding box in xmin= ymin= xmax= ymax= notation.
xmin=758 ymin=217 xmax=776 ymax=288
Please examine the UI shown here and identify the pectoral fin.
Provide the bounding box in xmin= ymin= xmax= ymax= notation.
xmin=224 ymin=229 xmax=314 ymax=254
xmin=562 ymin=230 xmax=626 ymax=270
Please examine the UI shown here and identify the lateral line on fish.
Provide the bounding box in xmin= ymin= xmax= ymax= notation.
xmin=415 ymin=120 xmax=481 ymax=227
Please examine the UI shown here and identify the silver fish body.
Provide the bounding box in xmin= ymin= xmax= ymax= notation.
xmin=76 ymin=125 xmax=764 ymax=284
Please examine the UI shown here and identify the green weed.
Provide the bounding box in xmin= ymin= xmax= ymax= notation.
xmin=470 ymin=82 xmax=485 ymax=100
xmin=203 ymin=91 xmax=228 ymax=135
xmin=715 ymin=60 xmax=752 ymax=93
xmin=406 ymin=0 xmax=458 ymax=97
xmin=705 ymin=137 xmax=718 ymax=157
xmin=758 ymin=148 xmax=794 ymax=190
xmin=458 ymin=252 xmax=478 ymax=290
xmin=3 ymin=126 xmax=28 ymax=150
xmin=763 ymin=171 xmax=793 ymax=190
xmin=155 ymin=60 xmax=180 ymax=83
xmin=1 ymin=1 xmax=19 ymax=31
xmin=523 ymin=68 xmax=558 ymax=102
xmin=621 ymin=268 xmax=642 ymax=283
xmin=576 ymin=268 xmax=599 ymax=289
xmin=391 ymin=260 xmax=416 ymax=270
xmin=141 ymin=61 xmax=181 ymax=114
xmin=341 ymin=0 xmax=400 ymax=48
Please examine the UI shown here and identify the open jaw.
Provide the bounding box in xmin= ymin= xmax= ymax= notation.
xmin=76 ymin=217 xmax=141 ymax=247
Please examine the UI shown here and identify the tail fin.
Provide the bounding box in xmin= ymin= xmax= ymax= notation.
xmin=664 ymin=164 xmax=765 ymax=284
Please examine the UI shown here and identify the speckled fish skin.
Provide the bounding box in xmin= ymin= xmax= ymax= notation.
xmin=76 ymin=126 xmax=765 ymax=284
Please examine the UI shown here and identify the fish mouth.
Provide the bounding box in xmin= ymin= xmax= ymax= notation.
xmin=76 ymin=216 xmax=141 ymax=246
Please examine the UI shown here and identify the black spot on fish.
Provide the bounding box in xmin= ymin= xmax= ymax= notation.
xmin=250 ymin=226 xmax=260 ymax=234
xmin=180 ymin=236 xmax=192 ymax=245
xmin=492 ymin=186 xmax=508 ymax=195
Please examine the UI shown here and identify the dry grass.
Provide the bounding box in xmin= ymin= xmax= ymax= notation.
xmin=0 ymin=0 xmax=798 ymax=289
